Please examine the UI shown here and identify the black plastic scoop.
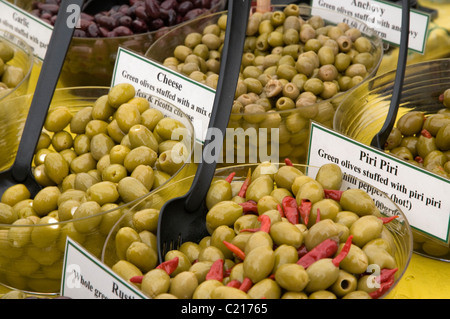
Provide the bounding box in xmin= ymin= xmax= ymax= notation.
xmin=370 ymin=0 xmax=411 ymax=149
xmin=156 ymin=0 xmax=251 ymax=262
xmin=0 ymin=0 xmax=84 ymax=198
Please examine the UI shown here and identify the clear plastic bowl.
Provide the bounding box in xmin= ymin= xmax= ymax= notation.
xmin=0 ymin=29 xmax=34 ymax=104
xmin=0 ymin=86 xmax=196 ymax=294
xmin=102 ymin=163 xmax=412 ymax=299
xmin=334 ymin=58 xmax=450 ymax=262
xmin=145 ymin=4 xmax=383 ymax=165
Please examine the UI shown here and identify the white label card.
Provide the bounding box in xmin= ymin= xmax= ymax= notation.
xmin=111 ymin=47 xmax=216 ymax=144
xmin=311 ymin=0 xmax=430 ymax=53
xmin=61 ymin=237 xmax=147 ymax=299
xmin=307 ymin=122 xmax=450 ymax=244
xmin=0 ymin=0 xmax=53 ymax=60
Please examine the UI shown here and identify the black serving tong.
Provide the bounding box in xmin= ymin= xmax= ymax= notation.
xmin=0 ymin=0 xmax=84 ymax=198
xmin=370 ymin=0 xmax=411 ymax=149
xmin=156 ymin=0 xmax=251 ymax=262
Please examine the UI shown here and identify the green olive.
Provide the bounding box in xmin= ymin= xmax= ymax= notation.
xmin=243 ymin=245 xmax=275 ymax=283
xmin=305 ymin=258 xmax=339 ymax=293
xmin=315 ymin=163 xmax=343 ymax=190
xmin=193 ymin=279 xmax=223 ymax=299
xmin=211 ymin=286 xmax=250 ymax=299
xmin=244 ymin=231 xmax=273 ymax=255
xmin=274 ymin=165 xmax=303 ymax=191
xmin=32 ymin=186 xmax=61 ymax=217
xmin=340 ymin=189 xmax=377 ymax=217
xmin=270 ymin=220 xmax=303 ymax=248
xmin=338 ymin=243 xmax=369 ymax=274
xmin=247 ymin=277 xmax=282 ymax=299
xmin=44 ymin=107 xmax=73 ymax=132
xmin=1 ymin=184 xmax=30 ymax=207
xmin=108 ymin=83 xmax=135 ymax=108
xmin=72 ymin=201 xmax=102 ymax=233
xmin=141 ymin=268 xmax=170 ymax=298
xmin=350 ymin=215 xmax=383 ymax=247
xmin=164 ymin=250 xmax=191 ymax=276
xmin=273 ymin=244 xmax=299 ymax=272
xmin=126 ymin=241 xmax=157 ymax=273
xmin=206 ymin=201 xmax=243 ymax=234
xmin=274 ymin=263 xmax=308 ymax=292
xmin=304 ymin=219 xmax=340 ymax=251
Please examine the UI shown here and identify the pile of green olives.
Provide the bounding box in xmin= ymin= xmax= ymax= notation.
xmin=109 ymin=162 xmax=402 ymax=299
xmin=384 ymin=88 xmax=450 ymax=259
xmin=0 ymin=83 xmax=192 ymax=293
xmin=157 ymin=4 xmax=380 ymax=164
xmin=0 ymin=40 xmax=26 ymax=97
xmin=385 ymin=88 xmax=450 ymax=179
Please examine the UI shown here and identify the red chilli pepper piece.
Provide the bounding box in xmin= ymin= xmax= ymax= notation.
xmin=378 ymin=268 xmax=398 ymax=284
xmin=239 ymin=277 xmax=253 ymax=292
xmin=129 ymin=275 xmax=143 ymax=284
xmin=241 ymin=214 xmax=272 ymax=233
xmin=332 ymin=235 xmax=354 ymax=268
xmin=258 ymin=214 xmax=271 ymax=233
xmin=225 ymin=172 xmax=236 ymax=183
xmin=297 ymin=237 xmax=338 ymax=269
xmin=369 ymin=277 xmax=395 ymax=299
xmin=226 ymin=279 xmax=241 ymax=288
xmin=298 ymin=199 xmax=311 ymax=225
xmin=238 ymin=168 xmax=252 ymax=198
xmin=282 ymin=196 xmax=299 ymax=225
xmin=324 ymin=189 xmax=344 ymax=201
xmin=379 ymin=215 xmax=399 ymax=224
xmin=156 ymin=256 xmax=179 ymax=275
xmin=223 ymin=268 xmax=232 ymax=278
xmin=297 ymin=244 xmax=308 ymax=259
xmin=223 ymin=240 xmax=246 ymax=261
xmin=421 ymin=129 xmax=432 ymax=138
xmin=277 ymin=203 xmax=285 ymax=218
xmin=206 ymin=258 xmax=224 ymax=282
xmin=284 ymin=158 xmax=293 ymax=166
xmin=239 ymin=200 xmax=258 ymax=214
xmin=240 ymin=214 xmax=271 ymax=233
xmin=415 ymin=156 xmax=424 ymax=163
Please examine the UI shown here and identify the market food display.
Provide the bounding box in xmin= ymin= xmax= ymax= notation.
xmin=334 ymin=58 xmax=450 ymax=261
xmin=145 ymin=4 xmax=383 ymax=165
xmin=103 ymin=162 xmax=412 ymax=299
xmin=0 ymin=84 xmax=195 ymax=293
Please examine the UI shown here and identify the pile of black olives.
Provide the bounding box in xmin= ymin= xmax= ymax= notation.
xmin=30 ymin=0 xmax=223 ymax=37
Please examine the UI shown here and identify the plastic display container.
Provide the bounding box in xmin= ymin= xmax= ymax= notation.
xmin=0 ymin=86 xmax=196 ymax=294
xmin=145 ymin=4 xmax=384 ymax=165
xmin=102 ymin=163 xmax=412 ymax=299
xmin=334 ymin=58 xmax=450 ymax=262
